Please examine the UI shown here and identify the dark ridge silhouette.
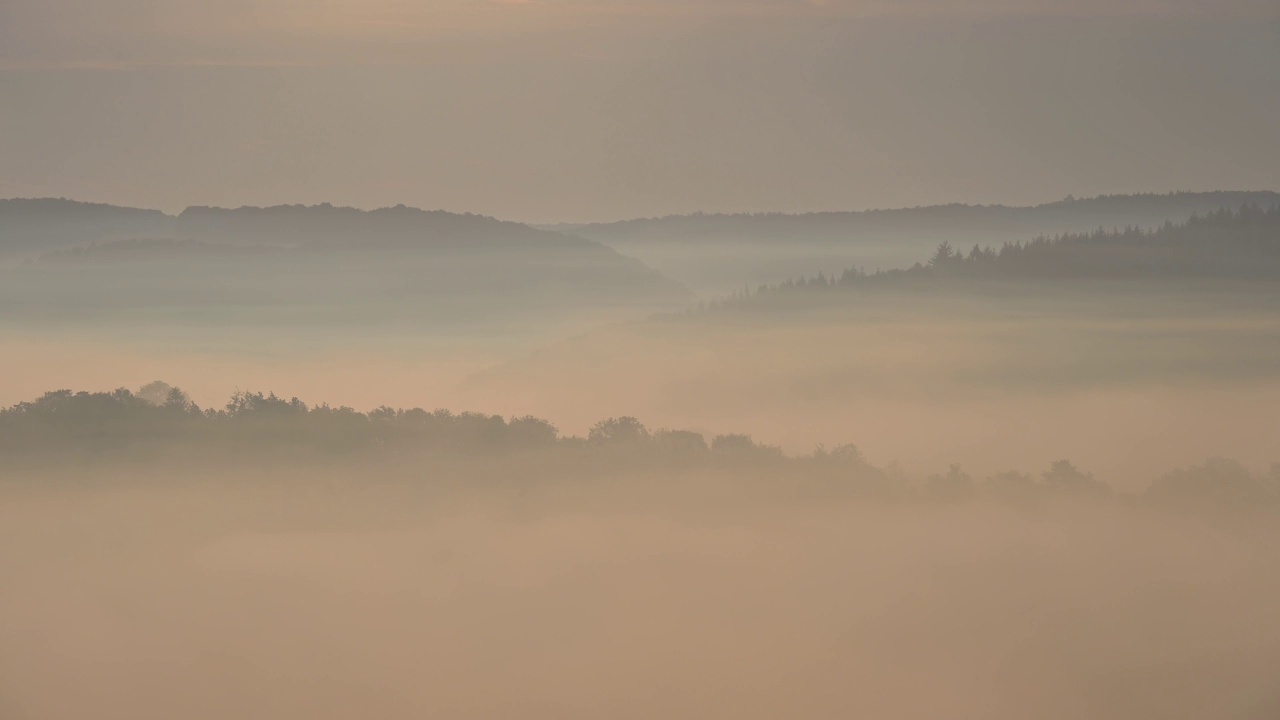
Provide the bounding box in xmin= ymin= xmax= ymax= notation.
xmin=7 ymin=193 xmax=1272 ymax=303
xmin=175 ymin=202 xmax=604 ymax=251
xmin=8 ymin=191 xmax=1272 ymax=261
xmin=693 ymin=205 xmax=1280 ymax=312
xmin=0 ymin=198 xmax=647 ymax=263
xmin=545 ymin=191 xmax=1280 ymax=295
xmin=4 ymin=204 xmax=692 ymax=321
xmin=553 ymin=191 xmax=1280 ymax=244
xmin=0 ymin=198 xmax=175 ymax=259
xmin=4 ymin=383 xmax=1277 ymax=512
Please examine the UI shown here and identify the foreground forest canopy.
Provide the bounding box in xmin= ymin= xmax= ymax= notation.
xmin=4 ymin=383 xmax=1277 ymax=513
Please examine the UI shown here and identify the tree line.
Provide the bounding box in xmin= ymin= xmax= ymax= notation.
xmin=693 ymin=204 xmax=1280 ymax=312
xmin=2 ymin=383 xmax=1277 ymax=511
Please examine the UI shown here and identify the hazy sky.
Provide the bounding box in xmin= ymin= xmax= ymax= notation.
xmin=1 ymin=0 xmax=1277 ymax=221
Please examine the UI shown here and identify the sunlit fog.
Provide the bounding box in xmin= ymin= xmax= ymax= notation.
xmin=2 ymin=1 xmax=1279 ymax=718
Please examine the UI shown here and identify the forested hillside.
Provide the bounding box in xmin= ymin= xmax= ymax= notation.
xmin=701 ymin=204 xmax=1280 ymax=311
xmin=461 ymin=206 xmax=1280 ymax=479
xmin=558 ymin=192 xmax=1280 ymax=245
xmin=1 ymin=203 xmax=690 ymax=328
xmin=554 ymin=192 xmax=1280 ymax=294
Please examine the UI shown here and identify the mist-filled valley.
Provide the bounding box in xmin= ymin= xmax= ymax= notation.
xmin=4 ymin=186 xmax=1280 ymax=717
xmin=547 ymin=191 xmax=1280 ymax=294
xmin=466 ymin=205 xmax=1280 ymax=479
xmin=0 ymin=199 xmax=687 ymax=329
xmin=9 ymin=199 xmax=1274 ymax=478
xmin=9 ymin=0 xmax=1280 ymax=710
xmin=9 ymin=0 xmax=1280 ymax=687
xmin=0 ymin=199 xmax=693 ymax=406
xmin=4 ymin=382 xmax=1280 ymax=719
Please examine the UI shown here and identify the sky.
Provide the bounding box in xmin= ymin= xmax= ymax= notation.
xmin=1 ymin=0 xmax=1277 ymax=222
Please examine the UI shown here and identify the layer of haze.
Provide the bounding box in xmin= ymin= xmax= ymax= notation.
xmin=6 ymin=283 xmax=1279 ymax=482
xmin=3 ymin=2 xmax=1280 ymax=716
xmin=4 ymin=474 xmax=1280 ymax=720
xmin=2 ymin=1 xmax=1278 ymax=220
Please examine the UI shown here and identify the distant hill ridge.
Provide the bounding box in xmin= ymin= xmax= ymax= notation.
xmin=5 ymin=192 xmax=1278 ymax=258
xmin=0 ymin=198 xmax=175 ymax=257
xmin=551 ymin=191 xmax=1280 ymax=243
xmin=0 ymin=199 xmax=602 ymax=258
xmin=3 ymin=201 xmax=692 ymax=312
xmin=176 ymin=203 xmax=596 ymax=250
xmin=695 ymin=204 xmax=1280 ymax=313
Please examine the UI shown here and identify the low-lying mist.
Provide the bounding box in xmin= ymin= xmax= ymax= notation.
xmin=462 ymin=282 xmax=1280 ymax=480
xmin=4 ymin=462 xmax=1280 ymax=720
xmin=4 ymin=380 xmax=1280 ymax=718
